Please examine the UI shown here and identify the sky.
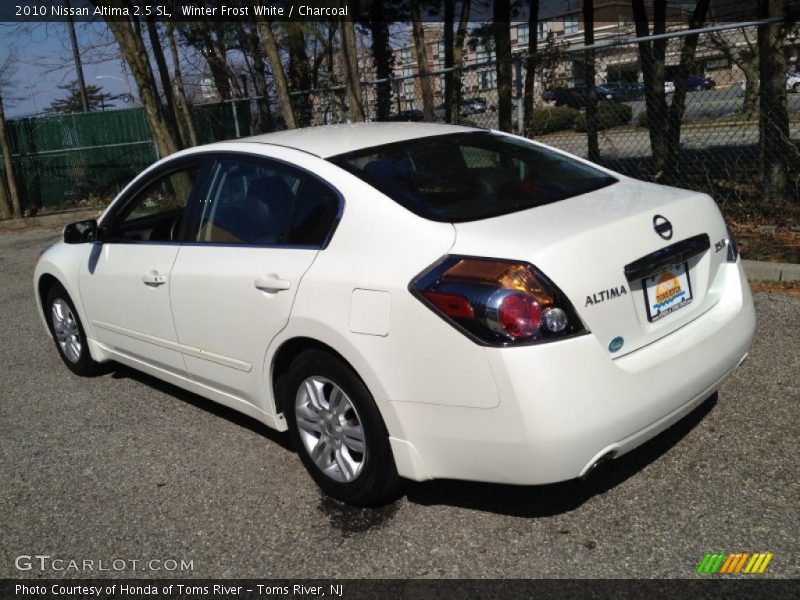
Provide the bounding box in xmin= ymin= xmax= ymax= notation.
xmin=0 ymin=20 xmax=134 ymax=118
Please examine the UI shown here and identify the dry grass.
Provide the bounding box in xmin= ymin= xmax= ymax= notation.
xmin=749 ymin=279 xmax=800 ymax=296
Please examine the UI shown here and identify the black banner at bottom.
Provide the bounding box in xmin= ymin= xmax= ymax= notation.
xmin=2 ymin=579 xmax=798 ymax=600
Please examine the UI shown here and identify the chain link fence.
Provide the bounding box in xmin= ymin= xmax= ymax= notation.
xmin=1 ymin=22 xmax=797 ymax=215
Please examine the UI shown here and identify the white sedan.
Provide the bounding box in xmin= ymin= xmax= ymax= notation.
xmin=35 ymin=123 xmax=755 ymax=505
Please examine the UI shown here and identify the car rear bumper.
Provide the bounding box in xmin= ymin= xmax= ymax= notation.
xmin=389 ymin=262 xmax=755 ymax=484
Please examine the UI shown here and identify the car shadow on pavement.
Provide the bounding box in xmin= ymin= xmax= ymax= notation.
xmin=109 ymin=364 xmax=294 ymax=453
xmin=403 ymin=393 xmax=718 ymax=517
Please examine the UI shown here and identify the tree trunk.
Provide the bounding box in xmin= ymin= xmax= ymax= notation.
xmin=340 ymin=16 xmax=365 ymax=122
xmin=632 ymin=0 xmax=668 ymax=180
xmin=411 ymin=0 xmax=435 ymax=121
xmin=0 ymin=94 xmax=21 ymax=218
xmin=758 ymin=0 xmax=790 ymax=203
xmin=493 ymin=0 xmax=513 ymax=133
xmin=256 ymin=21 xmax=296 ymax=129
xmin=443 ymin=0 xmax=455 ymax=122
xmin=707 ymin=29 xmax=759 ymax=119
xmin=166 ymin=23 xmax=199 ymax=146
xmin=523 ymin=0 xmax=540 ymax=137
xmin=94 ymin=2 xmax=179 ymax=158
xmin=247 ymin=26 xmax=274 ymax=133
xmin=286 ymin=25 xmax=313 ymax=126
xmin=145 ymin=17 xmax=185 ymax=148
xmin=663 ymin=0 xmax=710 ymax=183
xmin=583 ymin=0 xmax=598 ymax=162
xmin=453 ymin=0 xmax=471 ymax=123
xmin=369 ymin=7 xmax=393 ymax=121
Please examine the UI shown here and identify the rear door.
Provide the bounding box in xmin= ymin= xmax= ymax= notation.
xmin=169 ymin=154 xmax=341 ymax=412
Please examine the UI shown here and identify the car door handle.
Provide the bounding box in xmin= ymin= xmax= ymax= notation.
xmin=254 ymin=276 xmax=291 ymax=292
xmin=142 ymin=271 xmax=167 ymax=286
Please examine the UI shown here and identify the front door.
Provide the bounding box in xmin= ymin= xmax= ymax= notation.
xmin=79 ymin=161 xmax=205 ymax=374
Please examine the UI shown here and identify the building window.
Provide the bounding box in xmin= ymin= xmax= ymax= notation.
xmin=479 ymin=69 xmax=497 ymax=90
xmin=402 ymin=66 xmax=413 ymax=78
xmin=403 ymin=81 xmax=415 ymax=100
xmin=564 ymin=60 xmax=574 ymax=85
xmin=435 ymin=41 xmax=445 ymax=59
xmin=538 ymin=20 xmax=549 ymax=39
xmin=564 ymin=14 xmax=579 ymax=35
xmin=706 ymin=57 xmax=731 ymax=70
xmin=476 ymin=42 xmax=496 ymax=63
xmin=399 ymin=47 xmax=412 ymax=65
xmin=517 ymin=24 xmax=529 ymax=45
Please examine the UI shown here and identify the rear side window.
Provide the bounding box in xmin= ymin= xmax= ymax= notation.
xmin=191 ymin=158 xmax=339 ymax=247
xmin=328 ymin=132 xmax=617 ymax=222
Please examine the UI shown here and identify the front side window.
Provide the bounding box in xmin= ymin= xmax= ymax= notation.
xmin=192 ymin=158 xmax=339 ymax=247
xmin=110 ymin=165 xmax=200 ymax=242
xmin=329 ymin=132 xmax=617 ymax=223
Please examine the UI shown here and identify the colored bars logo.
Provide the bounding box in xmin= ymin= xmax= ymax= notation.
xmin=696 ymin=552 xmax=774 ymax=574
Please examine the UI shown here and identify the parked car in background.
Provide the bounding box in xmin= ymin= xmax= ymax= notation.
xmin=602 ymin=81 xmax=645 ymax=101
xmin=664 ymin=81 xmax=676 ymax=94
xmin=36 ymin=122 xmax=755 ymax=505
xmin=550 ymin=85 xmax=627 ymax=108
xmin=786 ymin=70 xmax=800 ymax=93
xmin=739 ymin=71 xmax=800 ymax=95
xmin=386 ymin=109 xmax=424 ymax=122
xmin=677 ymin=74 xmax=716 ymax=91
xmin=434 ymin=97 xmax=488 ymax=120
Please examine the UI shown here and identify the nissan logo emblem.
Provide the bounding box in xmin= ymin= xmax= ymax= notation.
xmin=653 ymin=215 xmax=673 ymax=240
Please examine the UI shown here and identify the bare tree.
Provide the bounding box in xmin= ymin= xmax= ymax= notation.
xmin=255 ymin=20 xmax=295 ymax=129
xmin=493 ymin=0 xmax=513 ymax=133
xmin=369 ymin=13 xmax=393 ymax=121
xmin=583 ymin=0 xmax=598 ymax=161
xmin=758 ymin=0 xmax=791 ymax=203
xmin=92 ymin=1 xmax=179 ymax=157
xmin=0 ymin=93 xmax=21 ymax=218
xmin=340 ymin=15 xmax=365 ymax=122
xmin=0 ymin=51 xmax=22 ymax=218
xmin=285 ymin=24 xmax=313 ymax=126
xmin=166 ymin=23 xmax=199 ymax=146
xmin=706 ymin=29 xmax=759 ymax=119
xmin=632 ymin=0 xmax=710 ymax=183
xmin=411 ymin=0 xmax=435 ymax=120
xmin=453 ymin=0 xmax=471 ymax=122
xmin=522 ymin=0 xmax=540 ymax=136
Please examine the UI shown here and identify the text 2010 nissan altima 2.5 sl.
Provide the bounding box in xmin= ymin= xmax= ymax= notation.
xmin=34 ymin=123 xmax=756 ymax=505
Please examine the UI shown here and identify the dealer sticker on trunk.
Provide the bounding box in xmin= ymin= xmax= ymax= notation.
xmin=643 ymin=262 xmax=693 ymax=322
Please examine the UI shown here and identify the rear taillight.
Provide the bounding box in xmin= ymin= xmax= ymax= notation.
xmin=411 ymin=256 xmax=586 ymax=346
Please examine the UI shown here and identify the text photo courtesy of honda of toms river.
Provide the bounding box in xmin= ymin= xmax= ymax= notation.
xmin=35 ymin=123 xmax=755 ymax=505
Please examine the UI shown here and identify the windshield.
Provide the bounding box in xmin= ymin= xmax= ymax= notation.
xmin=328 ymin=132 xmax=617 ymax=222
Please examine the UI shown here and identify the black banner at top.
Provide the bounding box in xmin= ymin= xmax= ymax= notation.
xmin=0 ymin=0 xmax=792 ymax=24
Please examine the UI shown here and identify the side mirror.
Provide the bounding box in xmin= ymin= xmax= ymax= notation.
xmin=63 ymin=219 xmax=98 ymax=244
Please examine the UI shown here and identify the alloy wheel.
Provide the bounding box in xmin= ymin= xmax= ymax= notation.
xmin=51 ymin=298 xmax=82 ymax=363
xmin=294 ymin=376 xmax=366 ymax=483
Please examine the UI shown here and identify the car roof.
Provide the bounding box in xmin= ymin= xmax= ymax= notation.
xmin=214 ymin=122 xmax=480 ymax=158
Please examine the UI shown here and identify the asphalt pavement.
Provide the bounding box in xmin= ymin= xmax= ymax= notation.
xmin=1 ymin=221 xmax=797 ymax=579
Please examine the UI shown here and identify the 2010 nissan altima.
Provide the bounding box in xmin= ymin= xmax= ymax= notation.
xmin=34 ymin=123 xmax=756 ymax=505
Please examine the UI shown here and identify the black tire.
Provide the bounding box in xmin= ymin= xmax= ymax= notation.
xmin=45 ymin=282 xmax=104 ymax=376
xmin=284 ymin=349 xmax=400 ymax=506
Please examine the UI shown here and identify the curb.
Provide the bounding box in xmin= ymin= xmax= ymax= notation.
xmin=743 ymin=260 xmax=800 ymax=282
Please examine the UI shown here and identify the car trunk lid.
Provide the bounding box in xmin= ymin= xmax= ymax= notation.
xmin=449 ymin=177 xmax=730 ymax=357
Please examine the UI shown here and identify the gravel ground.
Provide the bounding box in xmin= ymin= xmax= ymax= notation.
xmin=0 ymin=220 xmax=797 ymax=580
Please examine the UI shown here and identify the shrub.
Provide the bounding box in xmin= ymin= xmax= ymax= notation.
xmin=527 ymin=107 xmax=580 ymax=135
xmin=573 ymin=102 xmax=634 ymax=131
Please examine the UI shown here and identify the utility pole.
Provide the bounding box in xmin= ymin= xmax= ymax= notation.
xmin=65 ymin=0 xmax=89 ymax=113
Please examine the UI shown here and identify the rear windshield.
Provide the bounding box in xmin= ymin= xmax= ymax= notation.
xmin=328 ymin=132 xmax=617 ymax=222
